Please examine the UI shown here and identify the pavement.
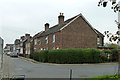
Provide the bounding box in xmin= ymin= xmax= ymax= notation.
xmin=18 ymin=56 xmax=39 ymax=64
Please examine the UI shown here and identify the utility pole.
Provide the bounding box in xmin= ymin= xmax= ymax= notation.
xmin=0 ymin=37 xmax=4 ymax=79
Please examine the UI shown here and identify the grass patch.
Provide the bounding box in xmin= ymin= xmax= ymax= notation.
xmin=83 ymin=74 xmax=120 ymax=80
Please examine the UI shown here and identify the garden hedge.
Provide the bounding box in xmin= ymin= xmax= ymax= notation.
xmin=30 ymin=48 xmax=118 ymax=64
xmin=30 ymin=48 xmax=102 ymax=64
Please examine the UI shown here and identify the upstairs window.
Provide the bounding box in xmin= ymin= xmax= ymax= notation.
xmin=34 ymin=39 xmax=37 ymax=45
xmin=38 ymin=40 xmax=41 ymax=45
xmin=97 ymin=37 xmax=100 ymax=45
xmin=53 ymin=34 xmax=55 ymax=43
xmin=45 ymin=36 xmax=48 ymax=44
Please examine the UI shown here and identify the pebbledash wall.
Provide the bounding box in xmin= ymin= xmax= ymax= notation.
xmin=33 ymin=13 xmax=104 ymax=51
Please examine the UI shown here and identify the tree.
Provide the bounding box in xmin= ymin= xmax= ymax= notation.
xmin=105 ymin=43 xmax=118 ymax=49
xmin=98 ymin=0 xmax=120 ymax=74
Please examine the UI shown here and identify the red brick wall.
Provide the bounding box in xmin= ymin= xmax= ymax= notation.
xmin=61 ymin=16 xmax=98 ymax=49
xmin=33 ymin=16 xmax=104 ymax=51
xmin=34 ymin=32 xmax=61 ymax=51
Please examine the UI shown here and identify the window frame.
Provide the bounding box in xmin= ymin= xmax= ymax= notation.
xmin=38 ymin=40 xmax=41 ymax=45
xmin=53 ymin=34 xmax=55 ymax=43
xmin=34 ymin=39 xmax=37 ymax=45
xmin=45 ymin=36 xmax=48 ymax=44
xmin=97 ymin=37 xmax=100 ymax=45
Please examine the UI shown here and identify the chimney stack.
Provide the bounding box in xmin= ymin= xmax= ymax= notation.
xmin=45 ymin=23 xmax=49 ymax=31
xmin=25 ymin=34 xmax=30 ymax=39
xmin=58 ymin=13 xmax=64 ymax=25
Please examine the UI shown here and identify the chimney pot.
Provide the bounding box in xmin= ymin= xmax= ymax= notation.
xmin=58 ymin=13 xmax=64 ymax=25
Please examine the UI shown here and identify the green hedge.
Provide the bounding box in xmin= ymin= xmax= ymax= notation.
xmin=31 ymin=48 xmax=102 ymax=64
xmin=30 ymin=49 xmax=119 ymax=64
xmin=100 ymin=49 xmax=118 ymax=62
xmin=111 ymin=49 xmax=118 ymax=62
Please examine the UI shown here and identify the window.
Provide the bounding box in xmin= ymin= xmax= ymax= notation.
xmin=20 ymin=43 xmax=23 ymax=47
xmin=53 ymin=47 xmax=55 ymax=50
xmin=41 ymin=48 xmax=43 ymax=50
xmin=97 ymin=37 xmax=100 ymax=45
xmin=28 ymin=43 xmax=30 ymax=47
xmin=38 ymin=40 xmax=41 ymax=45
xmin=45 ymin=36 xmax=48 ymax=44
xmin=53 ymin=34 xmax=55 ymax=43
xmin=34 ymin=39 xmax=37 ymax=45
xmin=26 ymin=50 xmax=27 ymax=54
xmin=56 ymin=47 xmax=59 ymax=50
xmin=28 ymin=50 xmax=30 ymax=54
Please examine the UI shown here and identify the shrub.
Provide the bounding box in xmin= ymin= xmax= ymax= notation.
xmin=100 ymin=50 xmax=113 ymax=62
xmin=111 ymin=49 xmax=118 ymax=62
xmin=31 ymin=48 xmax=102 ymax=64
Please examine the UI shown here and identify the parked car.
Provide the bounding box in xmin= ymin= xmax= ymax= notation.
xmin=7 ymin=52 xmax=12 ymax=56
xmin=10 ymin=51 xmax=18 ymax=57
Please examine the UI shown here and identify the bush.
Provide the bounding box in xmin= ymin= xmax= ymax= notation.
xmin=111 ymin=49 xmax=118 ymax=62
xmin=30 ymin=48 xmax=102 ymax=64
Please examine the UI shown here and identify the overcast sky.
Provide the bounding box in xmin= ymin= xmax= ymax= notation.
xmin=0 ymin=0 xmax=118 ymax=46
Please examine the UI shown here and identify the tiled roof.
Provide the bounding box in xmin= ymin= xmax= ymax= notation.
xmin=34 ymin=13 xmax=104 ymax=38
xmin=93 ymin=29 xmax=104 ymax=37
xmin=36 ymin=15 xmax=78 ymax=38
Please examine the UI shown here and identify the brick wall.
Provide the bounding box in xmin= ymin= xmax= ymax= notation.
xmin=61 ymin=16 xmax=98 ymax=49
xmin=33 ymin=16 xmax=104 ymax=51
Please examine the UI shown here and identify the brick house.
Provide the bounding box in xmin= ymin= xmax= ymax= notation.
xmin=19 ymin=36 xmax=26 ymax=56
xmin=4 ymin=44 xmax=14 ymax=54
xmin=33 ymin=13 xmax=104 ymax=51
xmin=19 ymin=34 xmax=32 ymax=57
xmin=14 ymin=39 xmax=20 ymax=54
xmin=24 ymin=34 xmax=32 ymax=58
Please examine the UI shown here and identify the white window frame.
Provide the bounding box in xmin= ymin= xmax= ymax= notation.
xmin=97 ymin=37 xmax=100 ymax=45
xmin=34 ymin=39 xmax=37 ymax=45
xmin=38 ymin=40 xmax=41 ymax=45
xmin=28 ymin=50 xmax=30 ymax=54
xmin=56 ymin=47 xmax=59 ymax=50
xmin=53 ymin=34 xmax=55 ymax=43
xmin=41 ymin=48 xmax=43 ymax=50
xmin=45 ymin=36 xmax=48 ymax=44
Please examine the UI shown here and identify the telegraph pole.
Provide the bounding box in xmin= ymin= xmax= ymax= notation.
xmin=0 ymin=37 xmax=4 ymax=79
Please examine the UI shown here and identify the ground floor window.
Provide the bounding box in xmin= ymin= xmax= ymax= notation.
xmin=53 ymin=47 xmax=55 ymax=50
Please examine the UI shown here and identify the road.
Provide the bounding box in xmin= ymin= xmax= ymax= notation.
xmin=2 ymin=54 xmax=118 ymax=78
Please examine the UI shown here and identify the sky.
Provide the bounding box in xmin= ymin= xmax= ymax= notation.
xmin=0 ymin=0 xmax=118 ymax=47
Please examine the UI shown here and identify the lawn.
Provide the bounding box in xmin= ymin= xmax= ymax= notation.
xmin=83 ymin=74 xmax=120 ymax=80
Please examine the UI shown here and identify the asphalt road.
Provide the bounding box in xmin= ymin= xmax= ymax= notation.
xmin=2 ymin=54 xmax=118 ymax=78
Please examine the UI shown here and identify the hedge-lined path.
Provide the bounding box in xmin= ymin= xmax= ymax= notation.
xmin=3 ymin=54 xmax=118 ymax=78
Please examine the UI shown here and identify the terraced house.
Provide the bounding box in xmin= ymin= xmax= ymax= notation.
xmin=33 ymin=13 xmax=104 ymax=51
